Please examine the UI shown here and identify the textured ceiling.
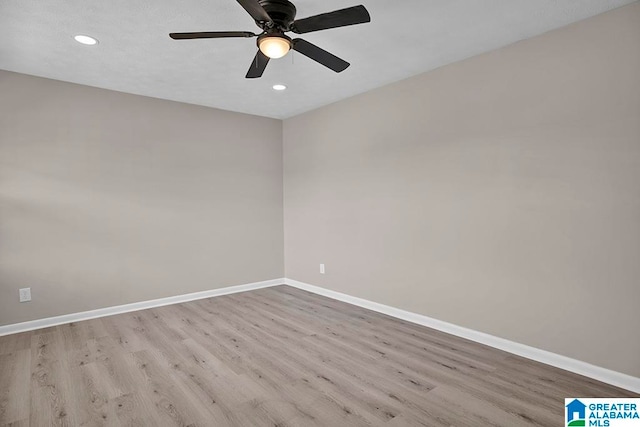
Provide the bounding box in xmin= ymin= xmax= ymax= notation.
xmin=0 ymin=0 xmax=635 ymax=119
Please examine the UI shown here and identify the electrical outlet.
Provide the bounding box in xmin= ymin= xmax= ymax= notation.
xmin=320 ymin=264 xmax=325 ymax=274
xmin=19 ymin=287 xmax=31 ymax=303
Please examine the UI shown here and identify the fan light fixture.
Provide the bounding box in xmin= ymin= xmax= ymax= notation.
xmin=168 ymin=1 xmax=371 ymax=78
xmin=258 ymin=35 xmax=291 ymax=59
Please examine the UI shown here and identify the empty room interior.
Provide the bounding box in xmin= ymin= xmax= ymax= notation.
xmin=1 ymin=0 xmax=639 ymax=425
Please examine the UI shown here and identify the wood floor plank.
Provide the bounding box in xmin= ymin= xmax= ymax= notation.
xmin=0 ymin=332 xmax=32 ymax=356
xmin=0 ymin=284 xmax=636 ymax=426
xmin=130 ymin=349 xmax=203 ymax=426
xmin=0 ymin=350 xmax=30 ymax=425
xmin=31 ymin=330 xmax=81 ymax=426
xmin=1 ymin=419 xmax=30 ymax=427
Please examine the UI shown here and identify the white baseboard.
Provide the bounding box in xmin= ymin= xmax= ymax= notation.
xmin=2 ymin=276 xmax=637 ymax=393
xmin=0 ymin=278 xmax=285 ymax=337
xmin=284 ymin=278 xmax=640 ymax=394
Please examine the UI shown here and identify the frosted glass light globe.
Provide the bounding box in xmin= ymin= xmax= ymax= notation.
xmin=259 ymin=36 xmax=291 ymax=59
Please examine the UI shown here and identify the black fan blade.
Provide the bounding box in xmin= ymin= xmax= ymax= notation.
xmin=170 ymin=31 xmax=256 ymax=40
xmin=292 ymin=5 xmax=370 ymax=34
xmin=236 ymin=0 xmax=273 ymax=24
xmin=292 ymin=39 xmax=349 ymax=73
xmin=246 ymin=50 xmax=270 ymax=78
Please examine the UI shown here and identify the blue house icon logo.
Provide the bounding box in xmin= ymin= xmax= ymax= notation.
xmin=566 ymin=399 xmax=587 ymax=426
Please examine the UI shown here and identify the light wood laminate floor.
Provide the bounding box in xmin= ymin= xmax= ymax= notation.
xmin=0 ymin=285 xmax=636 ymax=426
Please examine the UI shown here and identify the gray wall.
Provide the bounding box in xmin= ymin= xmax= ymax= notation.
xmin=0 ymin=71 xmax=283 ymax=326
xmin=284 ymin=4 xmax=640 ymax=377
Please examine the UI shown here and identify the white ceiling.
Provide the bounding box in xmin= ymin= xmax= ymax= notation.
xmin=0 ymin=0 xmax=635 ymax=119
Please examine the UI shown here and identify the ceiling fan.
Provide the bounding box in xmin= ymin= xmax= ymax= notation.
xmin=169 ymin=0 xmax=371 ymax=78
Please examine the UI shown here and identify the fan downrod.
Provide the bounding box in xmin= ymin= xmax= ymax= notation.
xmin=257 ymin=0 xmax=297 ymax=30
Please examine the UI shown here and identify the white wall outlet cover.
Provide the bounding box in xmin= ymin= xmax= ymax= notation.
xmin=19 ymin=287 xmax=31 ymax=302
xmin=320 ymin=264 xmax=325 ymax=274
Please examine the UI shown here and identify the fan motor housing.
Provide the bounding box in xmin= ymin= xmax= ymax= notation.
xmin=258 ymin=0 xmax=297 ymax=29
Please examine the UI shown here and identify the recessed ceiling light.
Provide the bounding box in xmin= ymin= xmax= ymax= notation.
xmin=272 ymin=84 xmax=287 ymax=91
xmin=74 ymin=35 xmax=98 ymax=45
